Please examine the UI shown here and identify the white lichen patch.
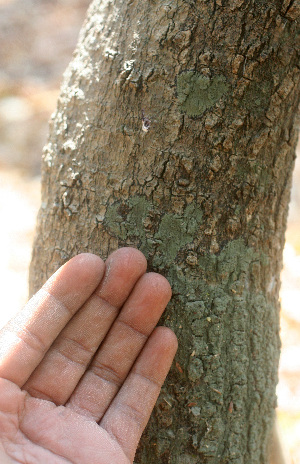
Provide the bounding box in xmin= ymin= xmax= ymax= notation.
xmin=104 ymin=47 xmax=119 ymax=59
xmin=124 ymin=60 xmax=135 ymax=71
xmin=63 ymin=140 xmax=77 ymax=152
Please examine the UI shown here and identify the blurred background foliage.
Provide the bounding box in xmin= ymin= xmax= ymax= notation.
xmin=0 ymin=0 xmax=299 ymax=461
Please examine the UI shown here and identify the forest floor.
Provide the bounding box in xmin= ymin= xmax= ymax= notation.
xmin=0 ymin=0 xmax=299 ymax=462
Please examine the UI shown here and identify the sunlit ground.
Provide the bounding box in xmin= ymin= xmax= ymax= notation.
xmin=277 ymin=154 xmax=300 ymax=463
xmin=0 ymin=168 xmax=40 ymax=326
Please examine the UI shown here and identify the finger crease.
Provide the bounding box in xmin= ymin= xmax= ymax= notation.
xmin=58 ymin=335 xmax=96 ymax=357
xmin=16 ymin=326 xmax=47 ymax=356
xmin=90 ymin=362 xmax=123 ymax=388
xmin=93 ymin=292 xmax=120 ymax=312
xmin=22 ymin=386 xmax=54 ymax=403
xmin=116 ymin=319 xmax=149 ymax=340
xmin=131 ymin=370 xmax=162 ymax=389
xmin=41 ymin=288 xmax=75 ymax=318
xmin=56 ymin=348 xmax=89 ymax=368
xmin=117 ymin=400 xmax=145 ymax=427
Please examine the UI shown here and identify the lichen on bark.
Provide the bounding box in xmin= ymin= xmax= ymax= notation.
xmin=176 ymin=71 xmax=229 ymax=117
xmin=104 ymin=195 xmax=203 ymax=264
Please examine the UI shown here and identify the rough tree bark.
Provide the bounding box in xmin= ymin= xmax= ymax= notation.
xmin=29 ymin=0 xmax=299 ymax=463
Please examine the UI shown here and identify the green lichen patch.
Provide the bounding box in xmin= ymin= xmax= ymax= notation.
xmin=176 ymin=71 xmax=229 ymax=117
xmin=103 ymin=195 xmax=153 ymax=254
xmin=103 ymin=201 xmax=128 ymax=240
xmin=155 ymin=203 xmax=203 ymax=264
xmin=103 ymin=195 xmax=203 ymax=263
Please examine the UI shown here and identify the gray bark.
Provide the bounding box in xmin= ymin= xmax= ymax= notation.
xmin=29 ymin=0 xmax=300 ymax=463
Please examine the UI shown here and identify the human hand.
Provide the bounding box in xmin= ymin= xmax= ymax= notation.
xmin=0 ymin=248 xmax=177 ymax=463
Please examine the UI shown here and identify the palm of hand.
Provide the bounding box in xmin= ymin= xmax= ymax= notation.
xmin=0 ymin=249 xmax=177 ymax=464
xmin=0 ymin=378 xmax=130 ymax=464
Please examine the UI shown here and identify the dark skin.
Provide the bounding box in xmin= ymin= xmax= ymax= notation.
xmin=0 ymin=248 xmax=178 ymax=464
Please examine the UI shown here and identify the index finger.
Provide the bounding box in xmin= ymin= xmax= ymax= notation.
xmin=0 ymin=253 xmax=105 ymax=386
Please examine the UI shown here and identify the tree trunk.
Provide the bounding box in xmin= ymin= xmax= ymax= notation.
xmin=29 ymin=1 xmax=300 ymax=462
